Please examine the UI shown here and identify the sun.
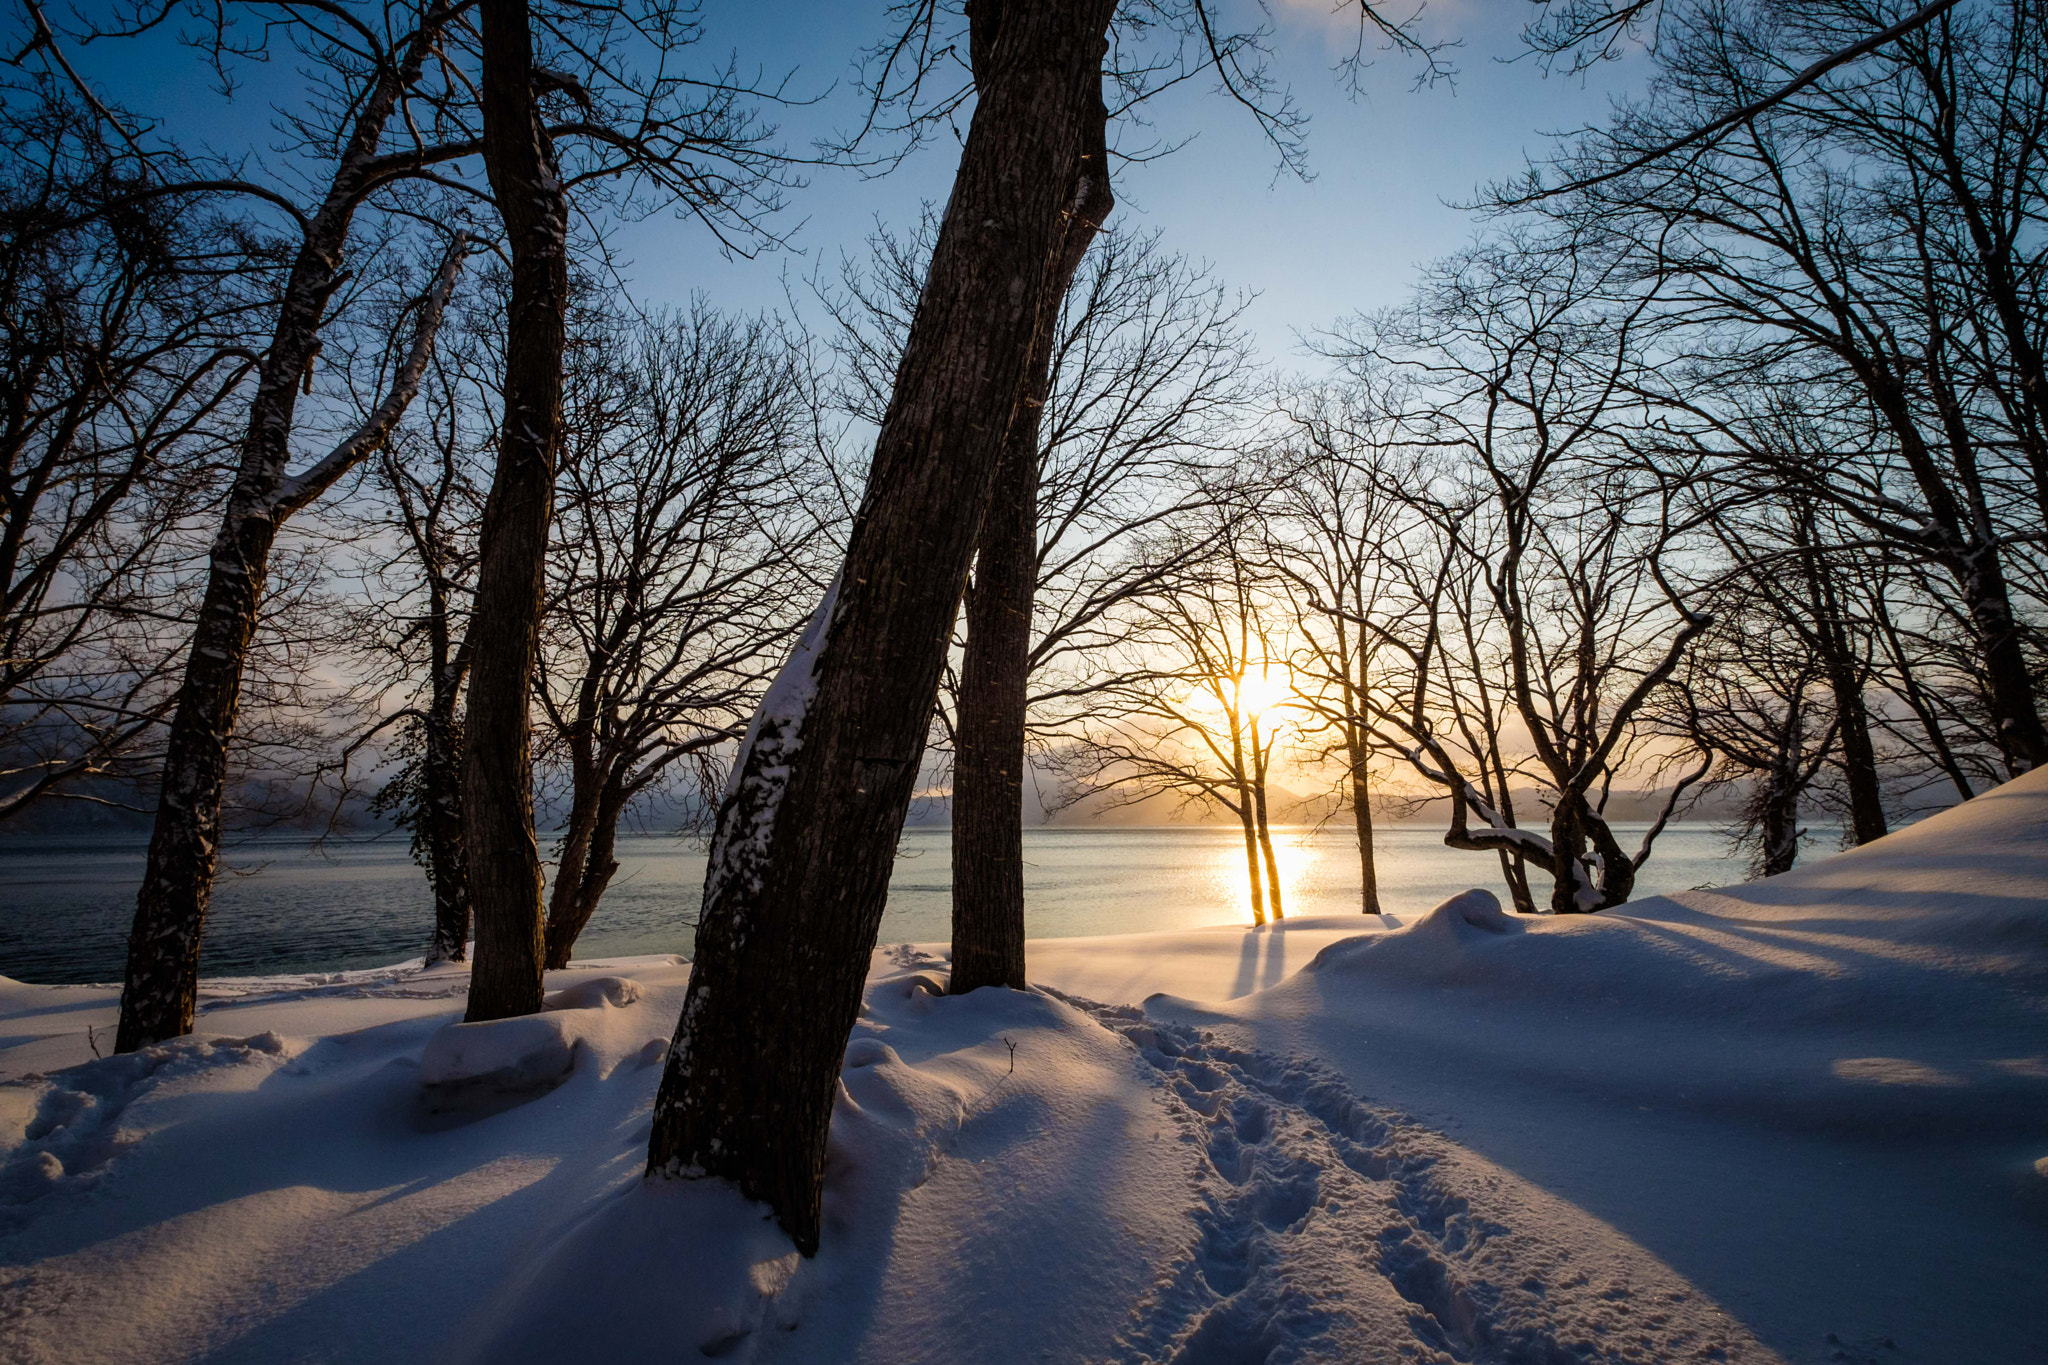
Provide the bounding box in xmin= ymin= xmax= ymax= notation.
xmin=1233 ymin=666 xmax=1293 ymax=720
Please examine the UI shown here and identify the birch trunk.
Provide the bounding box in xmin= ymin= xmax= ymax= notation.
xmin=645 ymin=0 xmax=1119 ymax=1254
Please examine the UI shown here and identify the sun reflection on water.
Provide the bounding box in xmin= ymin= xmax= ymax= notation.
xmin=1208 ymin=830 xmax=1322 ymax=924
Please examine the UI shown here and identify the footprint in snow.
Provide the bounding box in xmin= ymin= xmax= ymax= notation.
xmin=1050 ymin=992 xmax=1761 ymax=1365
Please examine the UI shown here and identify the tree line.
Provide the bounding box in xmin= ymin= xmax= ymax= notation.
xmin=2 ymin=0 xmax=2036 ymax=1257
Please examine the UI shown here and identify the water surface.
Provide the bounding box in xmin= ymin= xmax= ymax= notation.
xmin=0 ymin=822 xmax=1794 ymax=984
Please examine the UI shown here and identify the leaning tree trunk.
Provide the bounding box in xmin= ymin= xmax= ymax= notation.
xmin=949 ymin=100 xmax=1112 ymax=996
xmin=543 ymin=777 xmax=625 ymax=969
xmin=460 ymin=0 xmax=570 ymax=1024
xmin=645 ymin=0 xmax=1119 ymax=1255
xmin=114 ymin=223 xmax=464 ymax=1050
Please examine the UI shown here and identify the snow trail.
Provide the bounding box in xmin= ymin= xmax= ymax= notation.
xmin=1061 ymin=993 xmax=1769 ymax=1365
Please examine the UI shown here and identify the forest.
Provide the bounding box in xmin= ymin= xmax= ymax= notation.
xmin=2 ymin=0 xmax=2045 ymax=1341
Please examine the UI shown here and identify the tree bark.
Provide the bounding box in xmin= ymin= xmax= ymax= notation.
xmin=542 ymin=779 xmax=625 ymax=969
xmin=1347 ymin=728 xmax=1380 ymax=915
xmin=462 ymin=0 xmax=569 ymax=1023
xmin=644 ymin=0 xmax=1118 ymax=1255
xmin=421 ymin=680 xmax=473 ymax=963
xmin=114 ymin=192 xmax=464 ymax=1050
xmin=1548 ymin=791 xmax=1636 ymax=914
xmin=1252 ymin=739 xmax=1284 ymax=920
xmin=1822 ymin=649 xmax=1887 ymax=844
xmin=1756 ymin=761 xmax=1801 ymax=877
xmin=949 ymin=101 xmax=1111 ymax=996
xmin=1229 ymin=723 xmax=1266 ymax=925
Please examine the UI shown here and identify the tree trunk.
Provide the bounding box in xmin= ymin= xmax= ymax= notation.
xmin=541 ymin=744 xmax=602 ymax=965
xmin=644 ymin=0 xmax=1118 ymax=1255
xmin=949 ymin=443 xmax=1037 ymax=991
xmin=1823 ymin=651 xmax=1887 ymax=844
xmin=949 ymin=101 xmax=1111 ymax=997
xmin=1757 ymin=764 xmax=1801 ymax=877
xmin=1959 ymin=547 xmax=2047 ymax=774
xmin=1547 ymin=793 xmax=1633 ymax=913
xmin=543 ymin=779 xmax=625 ymax=969
xmin=114 ymin=25 xmax=460 ymax=1047
xmin=1344 ymin=723 xmax=1380 ymax=915
xmin=421 ymin=684 xmax=472 ymax=964
xmin=462 ymin=0 xmax=569 ymax=1024
xmin=118 ymin=511 xmax=284 ymax=1050
xmin=1229 ymin=722 xmax=1265 ymax=925
xmin=1236 ymin=802 xmax=1267 ymax=926
xmin=1500 ymin=851 xmax=1536 ymax=915
xmin=1252 ymin=746 xmax=1283 ymax=921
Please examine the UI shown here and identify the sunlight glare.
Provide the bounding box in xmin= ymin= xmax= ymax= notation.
xmin=1211 ymin=830 xmax=1319 ymax=925
xmin=1234 ymin=665 xmax=1293 ymax=722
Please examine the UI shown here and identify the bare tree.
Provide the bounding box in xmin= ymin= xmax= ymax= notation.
xmin=341 ymin=329 xmax=495 ymax=966
xmin=646 ymin=0 xmax=1124 ymax=1253
xmin=459 ymin=0 xmax=803 ymax=1024
xmin=457 ymin=0 xmax=569 ymax=1024
xmin=535 ymin=303 xmax=835 ymax=968
xmin=1047 ymin=505 xmax=1295 ymax=923
xmin=1519 ymin=0 xmax=2048 ymax=778
xmin=828 ymin=214 xmax=1256 ymax=982
xmin=1321 ymin=244 xmax=1711 ymax=913
xmin=106 ymin=0 xmax=490 ymax=1051
xmin=1261 ymin=387 xmax=1421 ymax=915
xmin=1658 ymin=584 xmax=1839 ymax=877
xmin=0 ymin=79 xmax=252 ymax=822
xmin=121 ymin=229 xmax=467 ymax=1049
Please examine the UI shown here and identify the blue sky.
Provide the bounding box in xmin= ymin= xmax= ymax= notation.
xmin=649 ymin=1 xmax=1653 ymax=368
xmin=24 ymin=0 xmax=1652 ymax=367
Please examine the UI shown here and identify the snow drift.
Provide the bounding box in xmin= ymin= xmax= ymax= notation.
xmin=1 ymin=771 xmax=2044 ymax=1363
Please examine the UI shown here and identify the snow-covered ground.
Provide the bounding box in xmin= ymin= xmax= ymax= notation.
xmin=3 ymin=773 xmax=2044 ymax=1365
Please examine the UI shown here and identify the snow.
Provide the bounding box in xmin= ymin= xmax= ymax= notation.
xmin=3 ymin=771 xmax=2046 ymax=1363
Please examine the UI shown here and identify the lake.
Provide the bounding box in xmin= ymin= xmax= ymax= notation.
xmin=0 ymin=822 xmax=1805 ymax=985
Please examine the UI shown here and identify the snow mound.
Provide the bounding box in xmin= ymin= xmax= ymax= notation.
xmin=1307 ymin=887 xmax=1516 ymax=976
xmin=0 ymin=1032 xmax=289 ymax=1217
xmin=420 ymin=976 xmax=651 ymax=1093
xmin=542 ymin=974 xmax=642 ymax=1010
xmin=417 ymin=1013 xmax=584 ymax=1092
xmin=453 ymin=967 xmax=1194 ymax=1365
xmin=1189 ymin=770 xmax=2048 ymax=1361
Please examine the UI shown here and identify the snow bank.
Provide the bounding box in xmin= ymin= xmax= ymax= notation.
xmin=1177 ymin=769 xmax=2048 ymax=1362
xmin=1 ymin=772 xmax=2043 ymax=1364
xmin=417 ymin=976 xmax=650 ymax=1092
